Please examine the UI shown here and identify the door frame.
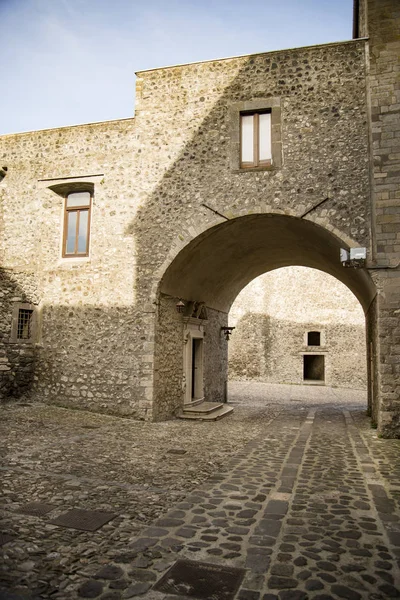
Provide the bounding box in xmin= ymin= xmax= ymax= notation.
xmin=183 ymin=318 xmax=205 ymax=405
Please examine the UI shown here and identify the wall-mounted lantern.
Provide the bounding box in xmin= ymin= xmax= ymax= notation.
xmin=340 ymin=247 xmax=366 ymax=268
xmin=221 ymin=326 xmax=235 ymax=341
xmin=176 ymin=299 xmax=185 ymax=314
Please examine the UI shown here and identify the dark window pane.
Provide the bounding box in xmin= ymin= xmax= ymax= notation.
xmin=17 ymin=309 xmax=33 ymax=339
xmin=308 ymin=331 xmax=321 ymax=346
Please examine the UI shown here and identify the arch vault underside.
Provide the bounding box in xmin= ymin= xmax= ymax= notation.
xmin=160 ymin=214 xmax=375 ymax=314
xmin=153 ymin=214 xmax=377 ymax=423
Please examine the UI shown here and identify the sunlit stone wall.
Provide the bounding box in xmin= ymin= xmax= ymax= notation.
xmin=229 ymin=267 xmax=367 ymax=390
xmin=0 ymin=36 xmax=375 ymax=417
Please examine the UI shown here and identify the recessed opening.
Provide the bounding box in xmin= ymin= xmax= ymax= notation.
xmin=307 ymin=331 xmax=321 ymax=346
xmin=17 ymin=309 xmax=33 ymax=340
xmin=192 ymin=338 xmax=203 ymax=400
xmin=303 ymin=354 xmax=324 ymax=382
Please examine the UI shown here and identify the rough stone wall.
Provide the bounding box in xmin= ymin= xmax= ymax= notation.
xmin=229 ymin=268 xmax=367 ymax=390
xmin=0 ymin=37 xmax=373 ymax=420
xmin=152 ymin=300 xmax=228 ymax=416
xmin=203 ymin=308 xmax=228 ymax=404
xmin=365 ymin=0 xmax=400 ymax=436
xmin=356 ymin=0 xmax=368 ymax=38
xmin=133 ymin=40 xmax=369 ymax=259
xmin=229 ymin=313 xmax=271 ymax=381
xmin=0 ymin=269 xmax=39 ymax=399
xmin=134 ymin=40 xmax=371 ymax=418
xmin=153 ymin=295 xmax=183 ymax=420
xmin=0 ymin=119 xmax=155 ymax=417
xmin=365 ymin=294 xmax=379 ymax=421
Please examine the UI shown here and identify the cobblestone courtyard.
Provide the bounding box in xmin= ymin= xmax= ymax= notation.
xmin=1 ymin=382 xmax=400 ymax=599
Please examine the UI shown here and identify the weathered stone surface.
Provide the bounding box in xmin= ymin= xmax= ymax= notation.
xmin=331 ymin=585 xmax=362 ymax=600
xmin=122 ymin=582 xmax=152 ymax=598
xmin=229 ymin=268 xmax=367 ymax=390
xmin=94 ymin=565 xmax=124 ymax=580
xmin=268 ymin=576 xmax=298 ymax=589
xmin=78 ymin=580 xmax=103 ymax=598
xmin=0 ymin=0 xmax=398 ymax=437
xmin=1 ymin=355 xmax=400 ymax=600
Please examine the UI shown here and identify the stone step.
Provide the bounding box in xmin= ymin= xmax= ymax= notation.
xmin=178 ymin=403 xmax=234 ymax=421
xmin=182 ymin=401 xmax=225 ymax=415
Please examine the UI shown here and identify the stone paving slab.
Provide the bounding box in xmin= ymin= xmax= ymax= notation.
xmin=1 ymin=383 xmax=400 ymax=599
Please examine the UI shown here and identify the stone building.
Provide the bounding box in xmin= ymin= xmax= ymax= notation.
xmin=0 ymin=0 xmax=399 ymax=436
xmin=228 ymin=267 xmax=367 ymax=389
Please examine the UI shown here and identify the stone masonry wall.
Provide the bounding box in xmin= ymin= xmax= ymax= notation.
xmin=365 ymin=0 xmax=400 ymax=436
xmin=133 ymin=40 xmax=370 ymax=282
xmin=0 ymin=119 xmax=156 ymax=418
xmin=0 ymin=269 xmax=39 ymax=399
xmin=0 ymin=38 xmax=372 ymax=419
xmin=153 ymin=299 xmax=228 ymax=417
xmin=204 ymin=308 xmax=228 ymax=404
xmin=365 ymin=294 xmax=379 ymax=421
xmin=229 ymin=268 xmax=367 ymax=390
xmin=153 ymin=295 xmax=184 ymax=421
xmin=135 ymin=40 xmax=371 ymax=418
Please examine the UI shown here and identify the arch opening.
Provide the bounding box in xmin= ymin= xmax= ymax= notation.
xmin=228 ymin=266 xmax=368 ymax=397
xmin=160 ymin=214 xmax=375 ymax=314
xmin=154 ymin=214 xmax=376 ymax=421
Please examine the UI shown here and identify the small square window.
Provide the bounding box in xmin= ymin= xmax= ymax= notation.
xmin=63 ymin=191 xmax=91 ymax=257
xmin=307 ymin=331 xmax=321 ymax=346
xmin=240 ymin=111 xmax=272 ymax=168
xmin=10 ymin=303 xmax=37 ymax=343
xmin=17 ymin=309 xmax=34 ymax=340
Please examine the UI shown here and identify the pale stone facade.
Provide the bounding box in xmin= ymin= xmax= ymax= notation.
xmin=0 ymin=0 xmax=399 ymax=436
xmin=229 ymin=267 xmax=367 ymax=389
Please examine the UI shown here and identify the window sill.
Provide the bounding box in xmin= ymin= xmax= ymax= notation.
xmin=233 ymin=165 xmax=276 ymax=174
xmin=57 ymin=256 xmax=91 ymax=267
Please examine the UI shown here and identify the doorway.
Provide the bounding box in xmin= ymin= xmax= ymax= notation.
xmin=191 ymin=338 xmax=203 ymax=401
xmin=303 ymin=354 xmax=325 ymax=383
xmin=183 ymin=320 xmax=205 ymax=405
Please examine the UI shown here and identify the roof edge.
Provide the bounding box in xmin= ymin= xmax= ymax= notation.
xmin=0 ymin=116 xmax=135 ymax=139
xmin=135 ymin=37 xmax=368 ymax=76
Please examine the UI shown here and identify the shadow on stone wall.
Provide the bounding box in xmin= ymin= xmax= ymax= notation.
xmin=229 ymin=313 xmax=271 ymax=379
xmin=0 ymin=268 xmax=37 ymax=401
xmin=1 ymin=42 xmax=374 ymax=420
xmin=127 ymin=41 xmax=370 ymax=304
xmin=229 ymin=312 xmax=367 ymax=390
xmin=125 ymin=42 xmax=371 ymax=417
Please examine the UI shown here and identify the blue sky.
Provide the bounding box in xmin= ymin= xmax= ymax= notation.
xmin=0 ymin=0 xmax=354 ymax=135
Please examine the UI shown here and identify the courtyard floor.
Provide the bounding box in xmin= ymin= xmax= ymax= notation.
xmin=1 ymin=382 xmax=400 ymax=600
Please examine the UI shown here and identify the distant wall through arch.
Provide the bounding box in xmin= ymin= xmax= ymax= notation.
xmin=154 ymin=214 xmax=375 ymax=421
xmin=228 ymin=267 xmax=367 ymax=390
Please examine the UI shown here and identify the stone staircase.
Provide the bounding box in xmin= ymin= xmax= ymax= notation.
xmin=178 ymin=401 xmax=234 ymax=421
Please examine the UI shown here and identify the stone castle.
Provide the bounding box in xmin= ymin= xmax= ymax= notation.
xmin=0 ymin=0 xmax=399 ymax=437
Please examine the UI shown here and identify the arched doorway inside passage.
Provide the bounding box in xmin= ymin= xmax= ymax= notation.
xmin=152 ymin=214 xmax=376 ymax=424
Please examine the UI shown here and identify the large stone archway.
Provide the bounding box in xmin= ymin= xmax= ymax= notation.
xmin=153 ymin=214 xmax=377 ymax=424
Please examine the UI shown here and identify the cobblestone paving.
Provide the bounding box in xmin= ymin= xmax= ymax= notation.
xmin=1 ymin=383 xmax=400 ymax=599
